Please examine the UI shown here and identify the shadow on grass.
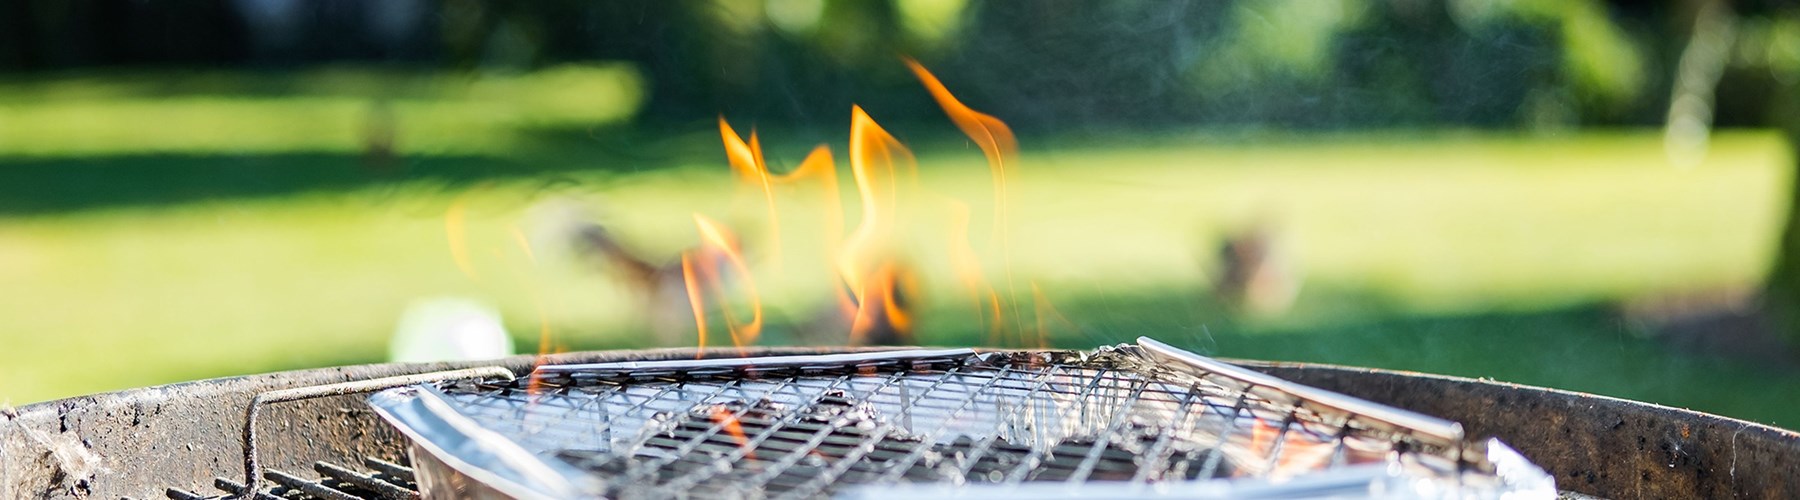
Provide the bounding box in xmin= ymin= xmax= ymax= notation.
xmin=0 ymin=123 xmax=729 ymax=215
xmin=0 ymin=153 xmax=500 ymax=214
xmin=0 ymin=150 xmax=655 ymax=215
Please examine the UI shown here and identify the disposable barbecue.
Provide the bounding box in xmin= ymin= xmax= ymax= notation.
xmin=4 ymin=340 xmax=1798 ymax=499
xmin=365 ymin=337 xmax=1548 ymax=498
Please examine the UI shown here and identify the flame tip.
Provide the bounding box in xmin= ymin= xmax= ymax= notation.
xmin=696 ymin=61 xmax=1015 ymax=351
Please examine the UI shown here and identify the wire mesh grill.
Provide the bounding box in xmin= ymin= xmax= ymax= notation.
xmin=165 ymin=457 xmax=418 ymax=500
xmin=378 ymin=342 xmax=1502 ymax=499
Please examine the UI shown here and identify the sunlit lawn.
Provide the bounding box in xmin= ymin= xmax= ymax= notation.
xmin=0 ymin=72 xmax=1795 ymax=429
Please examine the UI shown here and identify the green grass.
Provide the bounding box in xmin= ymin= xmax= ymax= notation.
xmin=0 ymin=71 xmax=1794 ymax=429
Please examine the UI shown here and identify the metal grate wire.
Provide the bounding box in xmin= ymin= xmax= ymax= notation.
xmin=394 ymin=345 xmax=1476 ymax=498
xmin=166 ymin=457 xmax=419 ymax=500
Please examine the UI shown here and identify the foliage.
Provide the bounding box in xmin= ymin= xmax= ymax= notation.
xmin=0 ymin=64 xmax=644 ymax=156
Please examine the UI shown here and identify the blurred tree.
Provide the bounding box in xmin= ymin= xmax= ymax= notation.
xmin=1331 ymin=1 xmax=1563 ymax=127
xmin=1635 ymin=0 xmax=1800 ymax=358
xmin=0 ymin=0 xmax=1675 ymax=132
xmin=0 ymin=0 xmax=246 ymax=68
xmin=572 ymin=0 xmax=934 ymax=130
xmin=949 ymin=1 xmax=1227 ymax=129
xmin=1740 ymin=5 xmax=1800 ymax=355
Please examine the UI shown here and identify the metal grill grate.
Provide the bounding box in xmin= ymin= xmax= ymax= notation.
xmin=165 ymin=457 xmax=419 ymax=500
xmin=369 ymin=339 xmax=1547 ymax=498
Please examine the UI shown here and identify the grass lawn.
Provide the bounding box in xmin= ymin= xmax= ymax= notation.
xmin=0 ymin=71 xmax=1795 ymax=429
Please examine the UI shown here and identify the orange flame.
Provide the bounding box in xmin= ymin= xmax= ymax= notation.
xmin=524 ymin=287 xmax=557 ymax=396
xmin=849 ymin=262 xmax=917 ymax=345
xmin=525 ymin=300 xmax=557 ymax=396
xmin=680 ymin=252 xmax=710 ymax=355
xmin=837 ymin=106 xmax=922 ymax=345
xmin=1271 ymin=436 xmax=1335 ymax=476
xmin=444 ymin=195 xmax=479 ymax=282
xmin=839 ymin=105 xmax=915 ymax=293
xmin=709 ymin=405 xmax=757 ymax=459
xmin=1249 ymin=417 xmax=1279 ymax=453
xmin=1233 ymin=417 xmax=1336 ymax=477
xmin=907 ymin=60 xmax=1023 ymax=344
xmin=777 ymin=146 xmax=846 ymax=255
xmin=498 ymin=224 xmax=560 ymax=397
xmin=720 ymin=121 xmax=850 ymax=340
xmin=721 ymin=120 xmax=847 ymax=259
xmin=905 ymin=59 xmax=1017 ymax=168
xmin=948 ymin=201 xmax=1005 ymax=345
xmin=1224 ymin=416 xmax=1283 ymax=478
xmin=683 ymin=214 xmax=764 ymax=356
xmin=719 ymin=118 xmax=783 ymax=267
xmin=695 ymin=214 xmax=764 ymax=348
xmin=688 ymin=62 xmax=1016 ymax=348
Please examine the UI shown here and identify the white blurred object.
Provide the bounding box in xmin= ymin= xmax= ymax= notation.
xmin=389 ymin=298 xmax=514 ymax=362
